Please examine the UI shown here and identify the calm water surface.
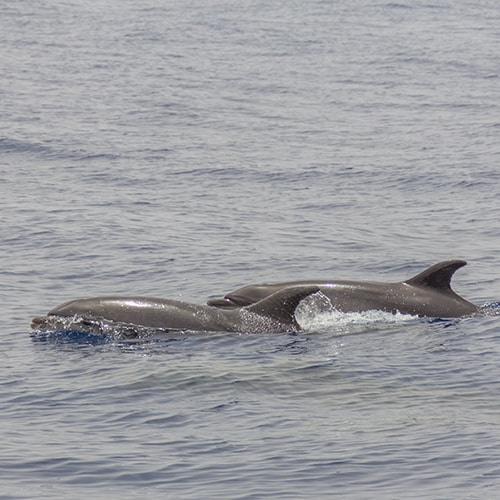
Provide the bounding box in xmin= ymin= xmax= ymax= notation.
xmin=1 ymin=0 xmax=500 ymax=498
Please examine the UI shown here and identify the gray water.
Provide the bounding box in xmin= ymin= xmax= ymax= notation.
xmin=1 ymin=0 xmax=500 ymax=498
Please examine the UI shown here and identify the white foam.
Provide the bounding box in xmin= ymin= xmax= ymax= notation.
xmin=295 ymin=293 xmax=417 ymax=334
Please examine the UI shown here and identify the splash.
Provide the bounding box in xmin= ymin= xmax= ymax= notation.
xmin=30 ymin=314 xmax=176 ymax=343
xmin=480 ymin=301 xmax=500 ymax=316
xmin=295 ymin=292 xmax=417 ymax=334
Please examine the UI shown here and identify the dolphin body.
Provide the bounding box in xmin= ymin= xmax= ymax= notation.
xmin=207 ymin=260 xmax=479 ymax=318
xmin=31 ymin=286 xmax=320 ymax=336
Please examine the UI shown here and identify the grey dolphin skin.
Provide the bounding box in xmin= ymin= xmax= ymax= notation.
xmin=207 ymin=260 xmax=479 ymax=318
xmin=31 ymin=286 xmax=320 ymax=335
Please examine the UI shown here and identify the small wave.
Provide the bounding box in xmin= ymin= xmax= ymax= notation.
xmin=0 ymin=137 xmax=54 ymax=156
xmin=30 ymin=328 xmax=111 ymax=346
xmin=0 ymin=136 xmax=122 ymax=162
xmin=480 ymin=301 xmax=500 ymax=316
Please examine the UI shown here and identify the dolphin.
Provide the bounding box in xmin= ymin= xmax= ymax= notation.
xmin=207 ymin=260 xmax=479 ymax=318
xmin=31 ymin=285 xmax=320 ymax=336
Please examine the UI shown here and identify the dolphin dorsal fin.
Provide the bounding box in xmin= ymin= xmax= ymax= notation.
xmin=245 ymin=286 xmax=320 ymax=329
xmin=404 ymin=260 xmax=467 ymax=291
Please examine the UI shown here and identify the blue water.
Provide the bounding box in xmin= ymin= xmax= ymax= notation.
xmin=2 ymin=0 xmax=500 ymax=498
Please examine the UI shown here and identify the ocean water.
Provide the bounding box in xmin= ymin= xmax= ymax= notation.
xmin=1 ymin=0 xmax=500 ymax=498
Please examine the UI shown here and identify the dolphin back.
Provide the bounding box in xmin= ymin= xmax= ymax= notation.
xmin=207 ymin=260 xmax=479 ymax=318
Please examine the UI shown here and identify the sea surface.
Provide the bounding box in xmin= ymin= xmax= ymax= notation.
xmin=1 ymin=0 xmax=500 ymax=498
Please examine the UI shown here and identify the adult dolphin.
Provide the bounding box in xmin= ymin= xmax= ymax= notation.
xmin=31 ymin=286 xmax=320 ymax=336
xmin=207 ymin=260 xmax=479 ymax=318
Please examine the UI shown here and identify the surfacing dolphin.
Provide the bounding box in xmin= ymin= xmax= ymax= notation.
xmin=31 ymin=286 xmax=320 ymax=336
xmin=207 ymin=260 xmax=479 ymax=318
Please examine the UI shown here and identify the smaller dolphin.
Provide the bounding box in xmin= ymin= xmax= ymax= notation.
xmin=207 ymin=260 xmax=479 ymax=318
xmin=31 ymin=286 xmax=320 ymax=335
